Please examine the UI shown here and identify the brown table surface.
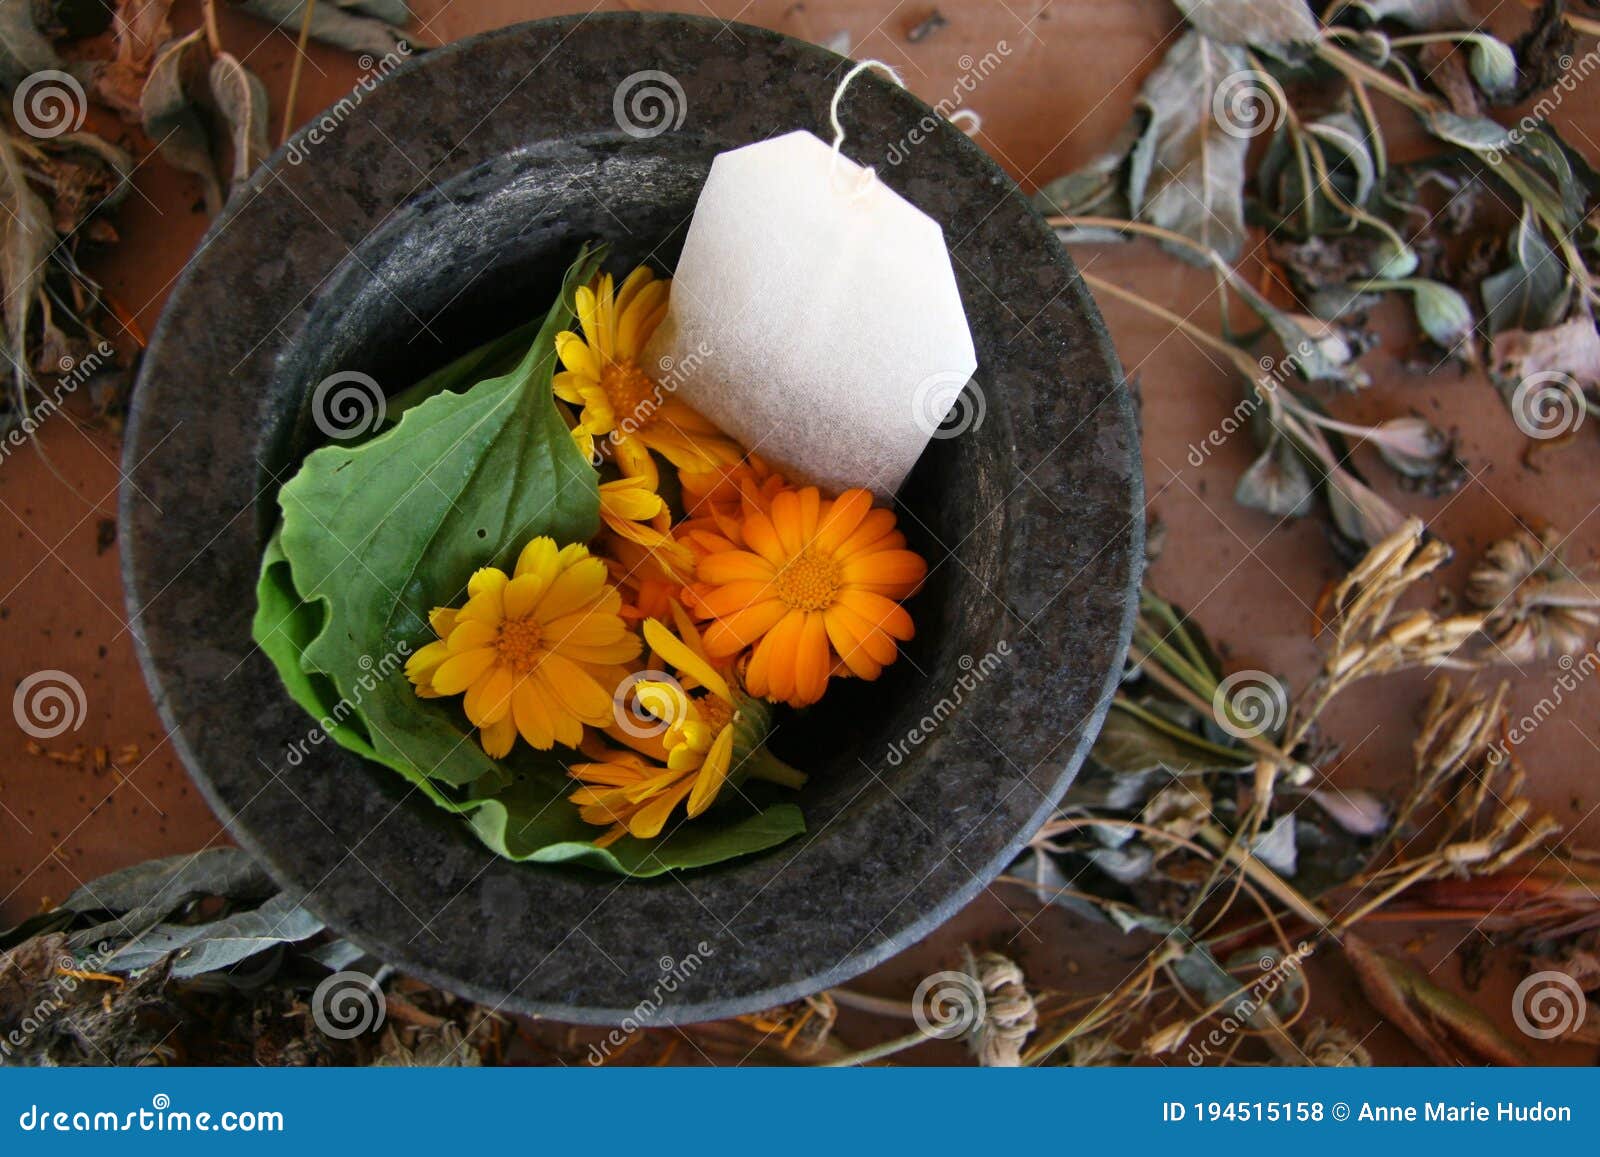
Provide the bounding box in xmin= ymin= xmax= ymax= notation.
xmin=3 ymin=0 xmax=1596 ymax=1064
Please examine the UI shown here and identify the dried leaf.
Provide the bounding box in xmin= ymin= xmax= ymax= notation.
xmin=1481 ymin=206 xmax=1570 ymax=336
xmin=1129 ymin=31 xmax=1251 ymax=262
xmin=209 ymin=53 xmax=271 ymax=187
xmin=1174 ymin=0 xmax=1318 ymax=56
xmin=141 ymin=28 xmax=223 ymax=214
xmin=1491 ymin=317 xmax=1600 ymax=391
xmin=109 ymin=892 xmax=325 ymax=976
xmin=62 ymin=848 xmax=274 ymax=916
xmin=1344 ymin=933 xmax=1530 ymax=1065
xmin=92 ymin=0 xmax=177 ymax=119
xmin=1236 ymin=424 xmax=1317 ymax=518
xmin=228 ymin=0 xmax=411 ymax=57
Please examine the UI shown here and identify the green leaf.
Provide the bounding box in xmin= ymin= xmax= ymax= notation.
xmin=277 ymin=248 xmax=603 ymax=791
xmin=259 ymin=247 xmax=805 ymax=875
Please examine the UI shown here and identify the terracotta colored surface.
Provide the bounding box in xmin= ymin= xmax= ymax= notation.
xmin=2 ymin=0 xmax=1596 ymax=1063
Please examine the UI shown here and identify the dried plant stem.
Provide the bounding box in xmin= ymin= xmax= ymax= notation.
xmin=202 ymin=0 xmax=224 ymax=55
xmin=1077 ymin=272 xmax=1259 ymax=381
xmin=1129 ymin=648 xmax=1296 ymax=771
xmin=1566 ymin=13 xmax=1600 ymax=36
xmin=281 ymin=0 xmax=319 ymax=146
xmin=822 ymin=1027 xmax=933 ymax=1067
xmin=1314 ymin=38 xmax=1443 ymax=115
xmin=829 ymin=989 xmax=916 ymax=1019
xmin=1197 ymin=823 xmax=1335 ymax=934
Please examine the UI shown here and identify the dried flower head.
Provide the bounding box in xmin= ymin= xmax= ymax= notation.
xmin=1466 ymin=526 xmax=1600 ymax=664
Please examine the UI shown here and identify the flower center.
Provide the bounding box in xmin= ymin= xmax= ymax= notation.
xmin=600 ymin=360 xmax=661 ymax=431
xmin=776 ymin=550 xmax=842 ymax=612
xmin=494 ymin=616 xmax=545 ymax=674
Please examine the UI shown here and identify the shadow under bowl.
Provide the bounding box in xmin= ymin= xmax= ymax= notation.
xmin=121 ymin=13 xmax=1142 ymax=1024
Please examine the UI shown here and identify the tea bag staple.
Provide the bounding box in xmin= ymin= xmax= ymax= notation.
xmin=644 ymin=127 xmax=977 ymax=498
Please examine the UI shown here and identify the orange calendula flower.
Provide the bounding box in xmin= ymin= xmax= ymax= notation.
xmin=553 ymin=266 xmax=742 ymax=486
xmin=687 ymin=486 xmax=927 ymax=707
xmin=405 ymin=537 xmax=642 ymax=755
xmin=569 ymin=613 xmax=803 ymax=847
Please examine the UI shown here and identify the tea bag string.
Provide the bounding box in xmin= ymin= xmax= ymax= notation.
xmin=827 ymin=61 xmax=984 ymax=198
xmin=828 ymin=58 xmax=906 ymax=198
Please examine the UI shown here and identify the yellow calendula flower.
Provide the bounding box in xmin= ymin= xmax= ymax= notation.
xmin=553 ymin=266 xmax=742 ymax=486
xmin=568 ymin=612 xmax=804 ymax=846
xmin=406 ymin=537 xmax=642 ymax=756
xmin=598 ymin=475 xmax=693 ymax=584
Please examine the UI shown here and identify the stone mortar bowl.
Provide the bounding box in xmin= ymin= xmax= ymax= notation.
xmin=122 ymin=13 xmax=1142 ymax=1024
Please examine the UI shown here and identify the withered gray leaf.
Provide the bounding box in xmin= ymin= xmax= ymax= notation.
xmin=62 ymin=847 xmax=274 ymax=915
xmin=1129 ymin=30 xmax=1251 ymax=261
xmin=228 ymin=0 xmax=411 ymax=57
xmin=209 ymin=53 xmax=271 ymax=187
xmin=1481 ymin=206 xmax=1570 ymax=336
xmin=109 ymin=892 xmax=324 ymax=977
xmin=1490 ymin=316 xmax=1600 ymax=390
xmin=1035 ymin=114 xmax=1146 ymax=223
xmin=1174 ymin=0 xmax=1318 ymax=55
xmin=141 ymin=27 xmax=223 ymax=215
xmin=1237 ymin=424 xmax=1316 ymax=518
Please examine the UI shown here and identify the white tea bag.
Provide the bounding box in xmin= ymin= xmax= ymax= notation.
xmin=644 ymin=129 xmax=977 ymax=498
